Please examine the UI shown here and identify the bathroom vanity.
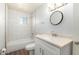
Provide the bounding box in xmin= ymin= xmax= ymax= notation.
xmin=35 ymin=34 xmax=73 ymax=55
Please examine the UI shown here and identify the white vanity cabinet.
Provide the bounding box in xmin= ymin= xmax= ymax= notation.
xmin=35 ymin=34 xmax=72 ymax=55
xmin=35 ymin=38 xmax=60 ymax=55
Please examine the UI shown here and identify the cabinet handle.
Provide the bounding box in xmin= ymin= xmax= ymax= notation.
xmin=40 ymin=48 xmax=41 ymax=53
xmin=42 ymin=49 xmax=44 ymax=55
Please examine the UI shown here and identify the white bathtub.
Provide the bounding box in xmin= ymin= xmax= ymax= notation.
xmin=6 ymin=38 xmax=34 ymax=53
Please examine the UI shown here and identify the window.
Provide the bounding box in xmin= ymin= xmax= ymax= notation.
xmin=20 ymin=16 xmax=27 ymax=24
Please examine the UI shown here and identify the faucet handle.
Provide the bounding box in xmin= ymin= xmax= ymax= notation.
xmin=52 ymin=33 xmax=58 ymax=37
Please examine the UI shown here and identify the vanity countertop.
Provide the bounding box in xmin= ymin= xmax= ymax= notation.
xmin=35 ymin=34 xmax=73 ymax=48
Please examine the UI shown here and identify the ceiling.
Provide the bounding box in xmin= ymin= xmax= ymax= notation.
xmin=7 ymin=3 xmax=44 ymax=13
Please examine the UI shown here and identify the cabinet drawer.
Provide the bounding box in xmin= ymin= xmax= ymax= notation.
xmin=36 ymin=39 xmax=60 ymax=54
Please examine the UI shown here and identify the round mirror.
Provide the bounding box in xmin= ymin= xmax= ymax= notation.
xmin=50 ymin=11 xmax=63 ymax=25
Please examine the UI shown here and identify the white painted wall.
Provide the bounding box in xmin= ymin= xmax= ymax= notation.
xmin=0 ymin=3 xmax=5 ymax=50
xmin=32 ymin=4 xmax=73 ymax=37
xmin=7 ymin=9 xmax=32 ymax=42
xmin=5 ymin=4 xmax=8 ymax=48
xmin=73 ymin=3 xmax=79 ymax=40
xmin=73 ymin=3 xmax=79 ymax=55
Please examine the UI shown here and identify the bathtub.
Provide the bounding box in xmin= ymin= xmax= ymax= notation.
xmin=6 ymin=38 xmax=34 ymax=53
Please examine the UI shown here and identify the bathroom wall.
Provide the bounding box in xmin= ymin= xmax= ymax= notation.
xmin=7 ymin=9 xmax=32 ymax=42
xmin=0 ymin=3 xmax=5 ymax=50
xmin=73 ymin=3 xmax=79 ymax=40
xmin=5 ymin=4 xmax=9 ymax=48
xmin=73 ymin=3 xmax=79 ymax=54
xmin=32 ymin=3 xmax=73 ymax=37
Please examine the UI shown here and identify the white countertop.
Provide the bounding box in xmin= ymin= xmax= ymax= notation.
xmin=35 ymin=34 xmax=73 ymax=48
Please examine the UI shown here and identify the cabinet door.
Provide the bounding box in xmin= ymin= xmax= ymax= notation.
xmin=37 ymin=39 xmax=60 ymax=55
xmin=44 ymin=47 xmax=60 ymax=55
xmin=35 ymin=43 xmax=42 ymax=55
xmin=45 ymin=49 xmax=55 ymax=55
xmin=39 ymin=44 xmax=45 ymax=55
xmin=40 ymin=43 xmax=60 ymax=55
xmin=35 ymin=38 xmax=60 ymax=55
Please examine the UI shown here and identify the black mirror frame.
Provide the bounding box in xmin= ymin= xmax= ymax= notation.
xmin=50 ymin=11 xmax=63 ymax=25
